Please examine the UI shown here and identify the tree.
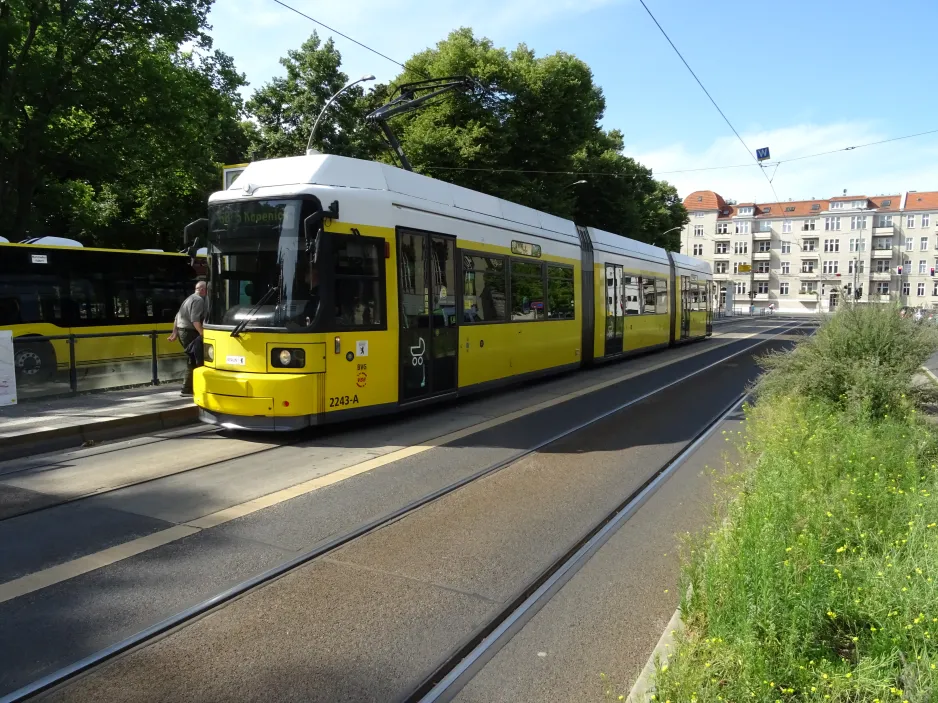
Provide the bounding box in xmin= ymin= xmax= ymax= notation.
xmin=247 ymin=32 xmax=381 ymax=161
xmin=0 ymin=0 xmax=249 ymax=247
xmin=374 ymin=28 xmax=686 ymax=247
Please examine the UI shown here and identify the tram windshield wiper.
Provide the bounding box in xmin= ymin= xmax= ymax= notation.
xmin=230 ymin=285 xmax=279 ymax=338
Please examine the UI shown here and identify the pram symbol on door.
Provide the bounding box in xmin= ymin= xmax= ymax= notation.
xmin=410 ymin=337 xmax=426 ymax=388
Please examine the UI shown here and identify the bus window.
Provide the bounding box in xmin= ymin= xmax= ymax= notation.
xmin=70 ymin=278 xmax=107 ymax=325
xmin=0 ymin=275 xmax=65 ymax=326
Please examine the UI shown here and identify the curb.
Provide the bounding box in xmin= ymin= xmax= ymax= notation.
xmin=625 ymin=602 xmax=685 ymax=703
xmin=0 ymin=406 xmax=199 ymax=462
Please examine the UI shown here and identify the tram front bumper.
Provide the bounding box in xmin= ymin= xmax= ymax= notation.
xmin=194 ymin=367 xmax=320 ymax=431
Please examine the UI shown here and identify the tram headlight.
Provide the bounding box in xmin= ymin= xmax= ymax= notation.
xmin=271 ymin=347 xmax=306 ymax=369
xmin=204 ymin=343 xmax=214 ymax=362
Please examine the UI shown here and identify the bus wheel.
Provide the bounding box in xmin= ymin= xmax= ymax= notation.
xmin=14 ymin=342 xmax=56 ymax=383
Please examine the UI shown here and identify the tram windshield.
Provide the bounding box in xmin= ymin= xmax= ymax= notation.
xmin=206 ymin=199 xmax=320 ymax=331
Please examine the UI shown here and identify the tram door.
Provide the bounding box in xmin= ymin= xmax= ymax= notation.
xmin=604 ymin=264 xmax=624 ymax=355
xmin=680 ymin=277 xmax=691 ymax=340
xmin=398 ymin=230 xmax=458 ymax=403
xmin=705 ymin=281 xmax=714 ymax=335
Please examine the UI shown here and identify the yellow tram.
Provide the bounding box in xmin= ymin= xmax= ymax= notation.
xmin=193 ymin=154 xmax=712 ymax=431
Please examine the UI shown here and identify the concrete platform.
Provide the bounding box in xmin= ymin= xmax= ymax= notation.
xmin=0 ymin=385 xmax=196 ymax=462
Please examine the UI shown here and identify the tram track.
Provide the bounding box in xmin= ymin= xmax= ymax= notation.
xmin=1 ymin=320 xmax=806 ymax=702
xmin=0 ymin=318 xmax=780 ymax=524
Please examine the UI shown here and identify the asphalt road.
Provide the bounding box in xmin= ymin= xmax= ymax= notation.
xmin=9 ymin=320 xmax=810 ymax=702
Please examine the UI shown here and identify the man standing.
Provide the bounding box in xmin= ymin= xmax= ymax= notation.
xmin=168 ymin=281 xmax=206 ymax=396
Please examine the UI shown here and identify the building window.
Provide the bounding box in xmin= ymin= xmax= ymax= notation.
xmin=921 ymin=260 xmax=928 ymax=274
xmin=908 ymin=215 xmax=916 ymax=228
xmin=785 ymin=206 xmax=796 ymax=213
xmin=877 ymin=282 xmax=889 ymax=295
xmin=717 ymin=222 xmax=728 ymax=234
xmin=922 ymin=237 xmax=929 ymax=251
xmin=934 ymin=282 xmax=938 ymax=296
xmin=875 ymin=259 xmax=890 ymax=273
xmin=781 ymin=241 xmax=791 ymax=254
xmin=693 ymin=244 xmax=703 ymax=256
xmin=802 ymin=239 xmax=817 ymax=252
xmin=906 ymin=237 xmax=914 ymax=251
xmin=739 ymin=207 xmax=754 ymax=216
xmin=781 ymin=261 xmax=790 ymax=274
xmin=735 ymin=221 xmax=751 ymax=234
xmin=823 ymin=239 xmax=840 ymax=252
xmin=757 ymin=241 xmax=771 ymax=253
xmin=822 ymin=260 xmax=839 ymax=274
xmin=780 ymin=282 xmax=789 ymax=295
xmin=918 ymin=282 xmax=926 ymax=296
xmin=848 ymin=260 xmax=865 ymax=274
xmin=734 ymin=241 xmax=748 ymax=255
xmin=850 ymin=215 xmax=867 ymax=230
xmin=824 ymin=217 xmax=841 ymax=231
xmin=877 ymin=215 xmax=893 ymax=227
xmin=802 ymin=219 xmax=817 ymax=231
xmin=874 ymin=238 xmax=892 ymax=250
xmin=831 ymin=201 xmax=844 ymax=210
xmin=734 ymin=281 xmax=747 ymax=295
xmin=714 ymin=261 xmax=728 ymax=273
xmin=782 ymin=220 xmax=792 ymax=233
xmin=852 ymin=200 xmax=867 ymax=209
xmin=801 ymin=281 xmax=818 ymax=294
xmin=715 ymin=241 xmax=729 ymax=254
xmin=757 ymin=282 xmax=769 ymax=294
xmin=756 ymin=261 xmax=770 ymax=273
xmin=694 ymin=225 xmax=704 ymax=237
xmin=802 ymin=260 xmax=816 ymax=274
xmin=694 ymin=211 xmax=705 ymax=217
xmin=903 ymin=281 xmax=911 ymax=296
xmin=924 ymin=214 xmax=931 ymax=227
xmin=760 ymin=220 xmax=772 ymax=232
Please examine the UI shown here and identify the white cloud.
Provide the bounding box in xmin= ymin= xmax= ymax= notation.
xmin=632 ymin=121 xmax=938 ymax=203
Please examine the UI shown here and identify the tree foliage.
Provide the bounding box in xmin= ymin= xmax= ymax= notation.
xmin=0 ymin=0 xmax=249 ymax=248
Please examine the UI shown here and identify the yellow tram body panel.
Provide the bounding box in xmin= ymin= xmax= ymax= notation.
xmin=456 ymin=241 xmax=581 ymax=389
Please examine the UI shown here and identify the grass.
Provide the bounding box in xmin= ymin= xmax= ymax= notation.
xmin=649 ymin=305 xmax=938 ymax=703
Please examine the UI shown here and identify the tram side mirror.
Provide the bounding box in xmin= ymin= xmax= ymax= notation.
xmin=183 ymin=218 xmax=208 ymax=248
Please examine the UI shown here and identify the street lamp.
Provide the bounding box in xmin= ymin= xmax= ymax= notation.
xmin=306 ymin=74 xmax=376 ymax=155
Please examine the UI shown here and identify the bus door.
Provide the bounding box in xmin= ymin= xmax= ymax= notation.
xmin=604 ymin=264 xmax=623 ymax=355
xmin=680 ymin=276 xmax=691 ymax=340
xmin=398 ymin=230 xmax=458 ymax=404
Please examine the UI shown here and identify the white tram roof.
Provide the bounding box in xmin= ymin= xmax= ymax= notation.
xmin=213 ymin=154 xmax=697 ymax=270
xmin=670 ymin=251 xmax=713 ymax=276
xmin=215 ymin=154 xmax=580 ymax=243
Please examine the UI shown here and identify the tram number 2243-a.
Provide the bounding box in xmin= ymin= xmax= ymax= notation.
xmin=329 ymin=395 xmax=360 ymax=408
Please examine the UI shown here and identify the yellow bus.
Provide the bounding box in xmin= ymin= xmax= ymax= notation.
xmin=0 ymin=240 xmax=206 ymax=386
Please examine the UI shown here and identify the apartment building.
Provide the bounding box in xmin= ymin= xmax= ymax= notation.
xmin=681 ymin=190 xmax=938 ymax=312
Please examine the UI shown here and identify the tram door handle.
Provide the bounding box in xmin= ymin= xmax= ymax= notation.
xmin=334 ymin=336 xmax=341 ymax=354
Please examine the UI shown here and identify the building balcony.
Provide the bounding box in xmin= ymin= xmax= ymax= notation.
xmin=799 ymin=270 xmax=818 ymax=277
xmin=713 ymin=272 xmax=731 ymax=280
xmin=871 ymin=249 xmax=894 ymax=258
xmin=870 ymin=271 xmax=892 ymax=280
xmin=753 ymin=251 xmax=771 ymax=260
xmin=799 ymin=250 xmax=819 ymax=257
xmin=819 ymin=272 xmax=844 ymax=281
xmin=873 ymin=225 xmax=895 ymax=235
xmin=798 ymin=292 xmax=821 ymax=301
xmin=753 ymin=231 xmax=772 ymax=240
xmin=753 ymin=272 xmax=771 ymax=280
xmin=753 ymin=292 xmax=770 ymax=300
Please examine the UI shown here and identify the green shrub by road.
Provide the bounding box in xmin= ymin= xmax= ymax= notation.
xmin=651 ymin=306 xmax=938 ymax=702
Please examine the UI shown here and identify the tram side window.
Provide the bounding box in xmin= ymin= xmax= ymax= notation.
xmin=510 ymin=260 xmax=546 ymax=321
xmin=462 ymin=254 xmax=507 ymax=323
xmin=69 ymin=278 xmax=107 ymax=326
xmin=332 ymin=236 xmax=384 ymax=328
xmin=0 ymin=275 xmax=65 ymax=326
xmin=642 ymin=277 xmax=657 ymax=314
xmin=655 ymin=278 xmax=669 ymax=312
xmin=623 ymin=275 xmax=641 ymax=314
xmin=547 ymin=265 xmax=575 ymax=319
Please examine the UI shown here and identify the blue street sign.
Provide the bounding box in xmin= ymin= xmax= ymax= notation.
xmin=756 ymin=147 xmax=771 ymax=161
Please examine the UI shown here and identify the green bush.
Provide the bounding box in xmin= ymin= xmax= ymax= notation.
xmin=653 ymin=397 xmax=938 ymax=702
xmin=755 ymin=304 xmax=938 ymax=419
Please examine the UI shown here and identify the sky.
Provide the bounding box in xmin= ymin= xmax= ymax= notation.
xmin=206 ymin=0 xmax=938 ymax=205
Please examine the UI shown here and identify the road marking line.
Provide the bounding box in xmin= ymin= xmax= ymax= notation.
xmin=0 ymin=323 xmax=798 ymax=603
xmin=0 ymin=526 xmax=199 ymax=604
